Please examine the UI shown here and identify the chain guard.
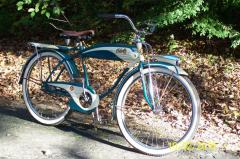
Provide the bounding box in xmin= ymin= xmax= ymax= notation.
xmin=46 ymin=82 xmax=99 ymax=113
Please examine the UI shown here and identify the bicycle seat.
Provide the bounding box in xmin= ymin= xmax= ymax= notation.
xmin=60 ymin=30 xmax=95 ymax=40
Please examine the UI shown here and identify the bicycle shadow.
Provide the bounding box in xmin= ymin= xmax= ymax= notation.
xmin=56 ymin=120 xmax=138 ymax=153
xmin=0 ymin=103 xmax=139 ymax=154
xmin=0 ymin=102 xmax=239 ymax=159
xmin=0 ymin=103 xmax=34 ymax=122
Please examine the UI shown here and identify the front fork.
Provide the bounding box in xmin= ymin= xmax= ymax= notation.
xmin=139 ymin=61 xmax=155 ymax=111
xmin=137 ymin=38 xmax=156 ymax=111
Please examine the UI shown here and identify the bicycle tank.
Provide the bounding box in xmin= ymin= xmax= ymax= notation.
xmin=81 ymin=44 xmax=140 ymax=62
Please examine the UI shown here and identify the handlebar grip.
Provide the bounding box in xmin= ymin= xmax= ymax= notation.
xmin=98 ymin=14 xmax=126 ymax=19
xmin=98 ymin=14 xmax=116 ymax=19
xmin=98 ymin=13 xmax=139 ymax=33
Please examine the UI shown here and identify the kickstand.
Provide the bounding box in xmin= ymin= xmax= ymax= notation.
xmin=92 ymin=107 xmax=103 ymax=125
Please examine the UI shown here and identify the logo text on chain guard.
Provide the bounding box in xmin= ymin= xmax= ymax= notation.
xmin=116 ymin=48 xmax=127 ymax=55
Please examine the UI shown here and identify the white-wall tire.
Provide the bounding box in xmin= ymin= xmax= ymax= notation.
xmin=116 ymin=67 xmax=200 ymax=156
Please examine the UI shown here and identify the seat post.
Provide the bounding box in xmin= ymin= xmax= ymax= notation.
xmin=64 ymin=38 xmax=71 ymax=45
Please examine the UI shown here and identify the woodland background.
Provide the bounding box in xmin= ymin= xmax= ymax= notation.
xmin=0 ymin=0 xmax=239 ymax=153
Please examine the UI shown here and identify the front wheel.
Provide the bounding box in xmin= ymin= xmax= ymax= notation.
xmin=116 ymin=67 xmax=200 ymax=156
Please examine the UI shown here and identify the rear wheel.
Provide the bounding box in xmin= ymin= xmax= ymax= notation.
xmin=22 ymin=52 xmax=73 ymax=125
xmin=116 ymin=67 xmax=200 ymax=156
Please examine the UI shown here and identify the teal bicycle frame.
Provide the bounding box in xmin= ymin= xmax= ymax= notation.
xmin=19 ymin=41 xmax=187 ymax=115
xmin=19 ymin=14 xmax=188 ymax=115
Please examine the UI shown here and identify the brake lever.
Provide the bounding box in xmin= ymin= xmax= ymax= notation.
xmin=149 ymin=24 xmax=157 ymax=33
xmin=140 ymin=22 xmax=157 ymax=35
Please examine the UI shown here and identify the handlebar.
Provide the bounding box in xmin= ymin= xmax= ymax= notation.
xmin=98 ymin=14 xmax=140 ymax=34
xmin=98 ymin=14 xmax=119 ymax=19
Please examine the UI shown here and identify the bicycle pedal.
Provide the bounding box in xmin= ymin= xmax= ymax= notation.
xmin=108 ymin=102 xmax=114 ymax=109
xmin=100 ymin=119 xmax=109 ymax=125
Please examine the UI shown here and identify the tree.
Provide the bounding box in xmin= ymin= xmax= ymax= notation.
xmin=14 ymin=0 xmax=240 ymax=48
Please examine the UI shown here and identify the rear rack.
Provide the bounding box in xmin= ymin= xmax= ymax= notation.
xmin=29 ymin=42 xmax=74 ymax=51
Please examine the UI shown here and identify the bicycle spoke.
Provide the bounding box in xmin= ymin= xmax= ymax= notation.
xmin=115 ymin=105 xmax=144 ymax=111
xmin=48 ymin=56 xmax=53 ymax=82
xmin=37 ymin=56 xmax=43 ymax=82
xmin=164 ymin=83 xmax=177 ymax=97
xmin=26 ymin=77 xmax=42 ymax=85
xmin=158 ymin=74 xmax=173 ymax=103
xmin=155 ymin=131 xmax=159 ymax=148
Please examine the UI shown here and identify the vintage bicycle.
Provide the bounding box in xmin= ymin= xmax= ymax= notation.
xmin=19 ymin=14 xmax=200 ymax=156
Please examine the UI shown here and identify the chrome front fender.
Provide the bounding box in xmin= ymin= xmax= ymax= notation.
xmin=144 ymin=54 xmax=188 ymax=76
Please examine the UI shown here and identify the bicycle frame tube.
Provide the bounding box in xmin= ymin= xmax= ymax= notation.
xmin=39 ymin=41 xmax=187 ymax=112
xmin=44 ymin=52 xmax=131 ymax=100
xmin=82 ymin=59 xmax=96 ymax=94
xmin=46 ymin=59 xmax=66 ymax=82
xmin=26 ymin=43 xmax=187 ymax=115
xmin=81 ymin=56 xmax=130 ymax=99
xmin=99 ymin=68 xmax=129 ymax=100
xmin=82 ymin=63 xmax=89 ymax=86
